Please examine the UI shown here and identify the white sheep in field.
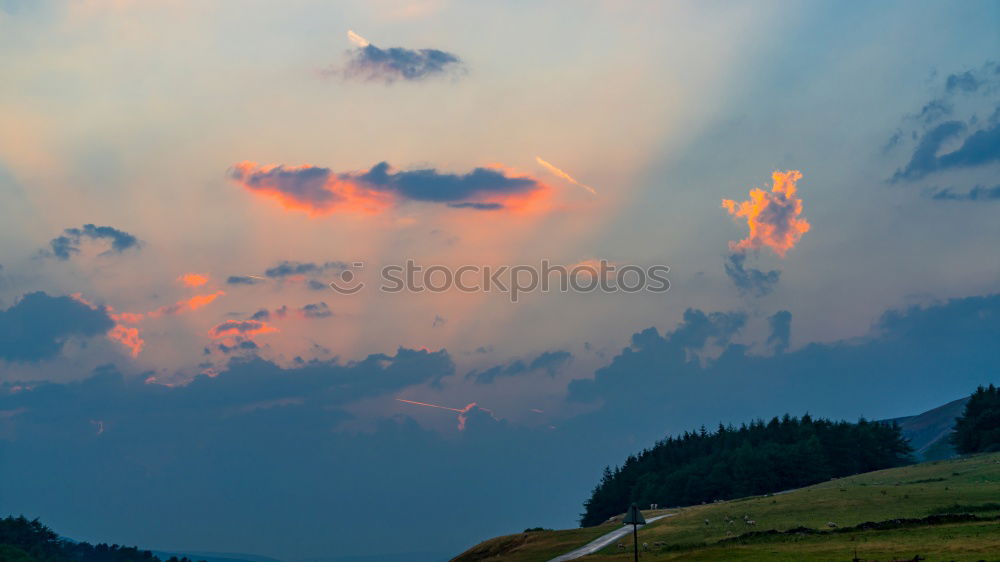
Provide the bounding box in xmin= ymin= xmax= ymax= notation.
xmin=745 ymin=519 xmax=756 ymax=526
xmin=826 ymin=521 xmax=837 ymax=528
xmin=642 ymin=542 xmax=649 ymax=551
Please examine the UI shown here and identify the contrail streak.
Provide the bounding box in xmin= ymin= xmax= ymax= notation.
xmin=347 ymin=30 xmax=371 ymax=48
xmin=536 ymin=156 xmax=597 ymax=195
xmin=396 ymin=398 xmax=464 ymax=413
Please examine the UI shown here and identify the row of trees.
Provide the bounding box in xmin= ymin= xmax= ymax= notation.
xmin=0 ymin=516 xmax=200 ymax=562
xmin=580 ymin=415 xmax=912 ymax=526
xmin=952 ymin=384 xmax=1000 ymax=454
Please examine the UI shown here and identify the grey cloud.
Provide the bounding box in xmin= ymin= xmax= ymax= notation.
xmin=466 ymin=350 xmax=572 ymax=384
xmin=767 ymin=310 xmax=791 ymax=354
xmin=890 ymin=118 xmax=1000 ymax=181
xmin=299 ymin=302 xmax=332 ymax=319
xmin=227 ymin=275 xmax=264 ymax=286
xmin=724 ymin=253 xmax=781 ymax=297
xmin=344 ymin=44 xmax=462 ymax=83
xmin=265 ymin=261 xmax=349 ymax=279
xmin=47 ymin=224 xmax=139 ymax=260
xmin=0 ymin=292 xmax=114 ymax=363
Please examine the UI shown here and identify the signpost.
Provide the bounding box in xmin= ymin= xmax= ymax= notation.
xmin=622 ymin=503 xmax=646 ymax=561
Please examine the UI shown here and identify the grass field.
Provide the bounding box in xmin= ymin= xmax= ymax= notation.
xmin=452 ymin=453 xmax=1000 ymax=561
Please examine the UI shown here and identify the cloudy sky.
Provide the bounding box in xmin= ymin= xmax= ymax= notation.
xmin=1 ymin=1 xmax=998 ymax=560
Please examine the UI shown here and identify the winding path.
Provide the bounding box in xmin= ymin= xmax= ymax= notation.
xmin=547 ymin=514 xmax=674 ymax=561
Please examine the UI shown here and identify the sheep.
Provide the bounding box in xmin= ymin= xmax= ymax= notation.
xmin=642 ymin=542 xmax=649 ymax=551
xmin=826 ymin=521 xmax=837 ymax=528
xmin=745 ymin=519 xmax=756 ymax=526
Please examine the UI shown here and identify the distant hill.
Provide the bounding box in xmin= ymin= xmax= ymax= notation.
xmin=885 ymin=396 xmax=968 ymax=461
xmin=152 ymin=551 xmax=282 ymax=562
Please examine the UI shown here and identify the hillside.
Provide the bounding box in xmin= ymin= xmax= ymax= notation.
xmin=579 ymin=415 xmax=912 ymax=526
xmin=452 ymin=452 xmax=1000 ymax=561
xmin=888 ymin=396 xmax=968 ymax=461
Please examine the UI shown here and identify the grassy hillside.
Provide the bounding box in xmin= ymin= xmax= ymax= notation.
xmin=452 ymin=453 xmax=1000 ymax=561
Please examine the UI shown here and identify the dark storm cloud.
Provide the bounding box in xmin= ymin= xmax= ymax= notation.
xmin=568 ymin=294 xmax=1000 ymax=421
xmin=724 ymin=253 xmax=780 ymax=297
xmin=466 ymin=350 xmax=572 ymax=384
xmin=345 ymin=44 xmax=462 ymax=83
xmin=47 ymin=224 xmax=139 ymax=260
xmin=0 ymin=292 xmax=114 ymax=363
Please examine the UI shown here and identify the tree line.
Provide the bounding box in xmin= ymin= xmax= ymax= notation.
xmin=580 ymin=414 xmax=912 ymax=526
xmin=952 ymin=384 xmax=1000 ymax=454
xmin=0 ymin=515 xmax=200 ymax=562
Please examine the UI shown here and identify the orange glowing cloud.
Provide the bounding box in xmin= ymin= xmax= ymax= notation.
xmin=179 ymin=273 xmax=209 ymax=287
xmin=150 ymin=291 xmax=225 ymax=317
xmin=71 ymin=290 xmax=224 ymax=357
xmin=722 ymin=170 xmax=810 ymax=258
xmin=209 ymin=319 xmax=278 ymax=339
xmin=70 ymin=293 xmax=146 ymax=357
xmin=108 ymin=319 xmax=144 ymax=357
xmin=229 ymin=160 xmax=549 ymax=216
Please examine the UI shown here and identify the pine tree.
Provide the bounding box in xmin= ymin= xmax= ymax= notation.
xmin=952 ymin=384 xmax=1000 ymax=454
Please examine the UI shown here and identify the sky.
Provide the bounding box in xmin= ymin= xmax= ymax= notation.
xmin=0 ymin=1 xmax=998 ymax=560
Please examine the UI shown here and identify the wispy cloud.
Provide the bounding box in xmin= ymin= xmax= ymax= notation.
xmin=535 ymin=157 xmax=596 ymax=195
xmin=930 ymin=184 xmax=1000 ymax=201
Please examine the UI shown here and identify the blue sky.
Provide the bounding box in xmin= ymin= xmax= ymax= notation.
xmin=0 ymin=1 xmax=998 ymax=560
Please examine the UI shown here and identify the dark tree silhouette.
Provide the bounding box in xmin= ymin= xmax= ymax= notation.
xmin=0 ymin=515 xmax=201 ymax=562
xmin=952 ymin=384 xmax=1000 ymax=454
xmin=580 ymin=415 xmax=912 ymax=526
